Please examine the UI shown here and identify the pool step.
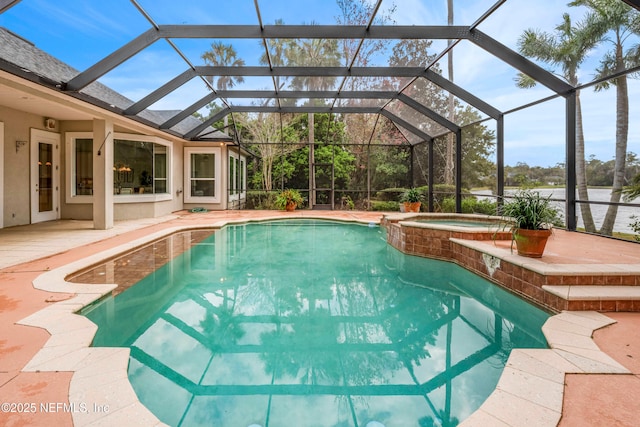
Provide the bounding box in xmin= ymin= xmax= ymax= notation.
xmin=543 ymin=285 xmax=640 ymax=311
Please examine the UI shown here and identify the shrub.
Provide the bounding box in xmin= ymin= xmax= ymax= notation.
xmin=274 ymin=189 xmax=305 ymax=210
xmin=376 ymin=188 xmax=406 ymax=201
xmin=629 ymin=215 xmax=640 ymax=242
xmin=440 ymin=197 xmax=497 ymax=215
xmin=371 ymin=200 xmax=400 ymax=211
xmin=246 ymin=191 xmax=277 ymax=209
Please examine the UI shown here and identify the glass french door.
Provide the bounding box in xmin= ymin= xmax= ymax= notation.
xmin=31 ymin=130 xmax=60 ymax=223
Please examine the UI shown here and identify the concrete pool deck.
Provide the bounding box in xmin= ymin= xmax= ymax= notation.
xmin=1 ymin=210 xmax=639 ymax=426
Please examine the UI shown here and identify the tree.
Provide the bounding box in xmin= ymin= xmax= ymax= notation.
xmin=259 ymin=19 xmax=291 ymax=93
xmin=286 ymin=27 xmax=342 ymax=204
xmin=516 ymin=12 xmax=600 ymax=232
xmin=273 ymin=114 xmax=354 ymax=192
xmin=236 ymin=112 xmax=300 ymax=191
xmin=388 ymin=38 xmax=448 ymax=137
xmin=335 ymin=0 xmax=397 ymax=199
xmin=335 ymin=0 xmax=396 ymax=82
xmin=445 ymin=0 xmax=455 ymax=186
xmin=458 ymin=107 xmax=496 ymax=189
xmin=201 ymin=42 xmax=245 ymax=131
xmin=569 ymin=0 xmax=640 ymax=235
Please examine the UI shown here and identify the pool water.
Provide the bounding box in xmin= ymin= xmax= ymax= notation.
xmin=415 ymin=219 xmax=500 ymax=228
xmin=82 ymin=220 xmax=549 ymax=427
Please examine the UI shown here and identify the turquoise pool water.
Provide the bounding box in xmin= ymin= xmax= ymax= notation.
xmin=415 ymin=219 xmax=500 ymax=228
xmin=83 ymin=220 xmax=549 ymax=427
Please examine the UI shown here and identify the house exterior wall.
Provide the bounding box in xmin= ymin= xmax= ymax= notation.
xmin=183 ymin=142 xmax=228 ymax=212
xmin=60 ymin=122 xmax=190 ymax=221
xmin=0 ymin=104 xmax=237 ymax=229
xmin=0 ymin=105 xmax=53 ymax=227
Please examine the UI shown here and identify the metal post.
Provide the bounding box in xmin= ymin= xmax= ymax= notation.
xmin=410 ymin=145 xmax=415 ymax=188
xmin=428 ymin=139 xmax=434 ymax=212
xmin=367 ymin=144 xmax=371 ymax=210
xmin=566 ymin=92 xmax=577 ymax=231
xmin=455 ymin=129 xmax=462 ymax=213
xmin=497 ymin=114 xmax=504 ymax=209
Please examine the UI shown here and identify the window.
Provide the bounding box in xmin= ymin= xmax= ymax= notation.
xmin=229 ymin=154 xmax=235 ymax=195
xmin=66 ymin=132 xmax=171 ymax=202
xmin=184 ymin=147 xmax=221 ymax=203
xmin=114 ymin=138 xmax=169 ymax=195
xmin=75 ymin=138 xmax=93 ymax=195
xmin=66 ymin=132 xmax=94 ymax=201
xmin=229 ymin=150 xmax=246 ymax=201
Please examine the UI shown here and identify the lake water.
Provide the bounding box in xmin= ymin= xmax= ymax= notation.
xmin=473 ymin=188 xmax=639 ymax=234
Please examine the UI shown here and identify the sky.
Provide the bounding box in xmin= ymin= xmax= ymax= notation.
xmin=1 ymin=0 xmax=639 ymax=167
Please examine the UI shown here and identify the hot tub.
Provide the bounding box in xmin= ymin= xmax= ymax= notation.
xmin=382 ymin=213 xmax=512 ymax=260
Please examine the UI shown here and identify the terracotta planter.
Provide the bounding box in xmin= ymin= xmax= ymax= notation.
xmin=514 ymin=228 xmax=552 ymax=258
xmin=285 ymin=202 xmax=296 ymax=212
xmin=403 ymin=202 xmax=421 ymax=213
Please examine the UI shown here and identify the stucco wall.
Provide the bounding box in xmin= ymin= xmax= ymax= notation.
xmin=0 ymin=106 xmax=51 ymax=227
xmin=60 ymin=122 xmax=188 ymax=221
xmin=1 ymin=107 xmax=233 ymax=228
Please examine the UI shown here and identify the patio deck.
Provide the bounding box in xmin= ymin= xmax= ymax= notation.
xmin=1 ymin=210 xmax=639 ymax=426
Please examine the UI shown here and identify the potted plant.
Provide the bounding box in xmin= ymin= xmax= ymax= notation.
xmin=401 ymin=188 xmax=422 ymax=213
xmin=275 ymin=189 xmax=304 ymax=211
xmin=500 ymin=190 xmax=559 ymax=258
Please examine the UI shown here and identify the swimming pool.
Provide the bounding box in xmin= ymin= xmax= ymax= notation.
xmin=82 ymin=219 xmax=549 ymax=427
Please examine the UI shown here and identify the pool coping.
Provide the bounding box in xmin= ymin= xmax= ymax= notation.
xmin=17 ymin=216 xmax=631 ymax=427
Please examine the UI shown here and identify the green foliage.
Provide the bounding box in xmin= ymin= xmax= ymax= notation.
xmin=500 ymin=190 xmax=560 ymax=230
xmin=342 ymin=195 xmax=355 ymax=210
xmin=401 ymin=188 xmax=422 ymax=203
xmin=278 ymin=144 xmax=356 ymax=190
xmin=629 ymin=215 xmax=640 ymax=242
xmin=371 ymin=201 xmax=400 ymax=212
xmin=245 ymin=191 xmax=278 ymax=209
xmin=458 ymin=109 xmax=496 ymax=189
xmin=274 ymin=189 xmax=305 ymax=210
xmin=369 ymin=146 xmax=410 ymax=190
xmin=201 ymin=42 xmax=245 ymax=90
xmin=376 ymin=188 xmax=406 ymax=201
xmin=440 ymin=197 xmax=497 ymax=215
xmin=432 ymin=184 xmax=457 ymax=210
xmin=622 ymin=172 xmax=640 ymax=202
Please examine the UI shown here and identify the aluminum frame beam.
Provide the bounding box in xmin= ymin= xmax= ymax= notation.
xmin=380 ymin=110 xmax=432 ymax=142
xmin=64 ymin=24 xmax=569 ymax=96
xmin=55 ymin=23 xmax=568 ymax=146
xmin=0 ymin=0 xmax=20 ymax=13
xmin=467 ymin=29 xmax=573 ymax=95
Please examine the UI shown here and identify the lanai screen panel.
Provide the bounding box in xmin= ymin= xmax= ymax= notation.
xmin=135 ymin=0 xmax=259 ymax=25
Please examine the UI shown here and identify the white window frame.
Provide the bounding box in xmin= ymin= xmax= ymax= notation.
xmin=65 ymin=132 xmax=172 ymax=204
xmin=228 ymin=149 xmax=247 ymax=202
xmin=184 ymin=146 xmax=221 ymax=204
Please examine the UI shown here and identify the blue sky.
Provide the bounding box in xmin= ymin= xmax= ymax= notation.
xmin=1 ymin=0 xmax=639 ymax=167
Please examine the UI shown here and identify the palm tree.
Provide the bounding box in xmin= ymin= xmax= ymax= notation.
xmin=259 ymin=19 xmax=290 ymax=95
xmin=201 ymin=42 xmax=245 ymax=132
xmin=622 ymin=173 xmax=640 ymax=201
xmin=286 ymin=27 xmax=342 ymax=205
xmin=445 ymin=0 xmax=455 ymax=186
xmin=569 ymin=0 xmax=640 ymax=235
xmin=516 ymin=13 xmax=600 ymax=233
